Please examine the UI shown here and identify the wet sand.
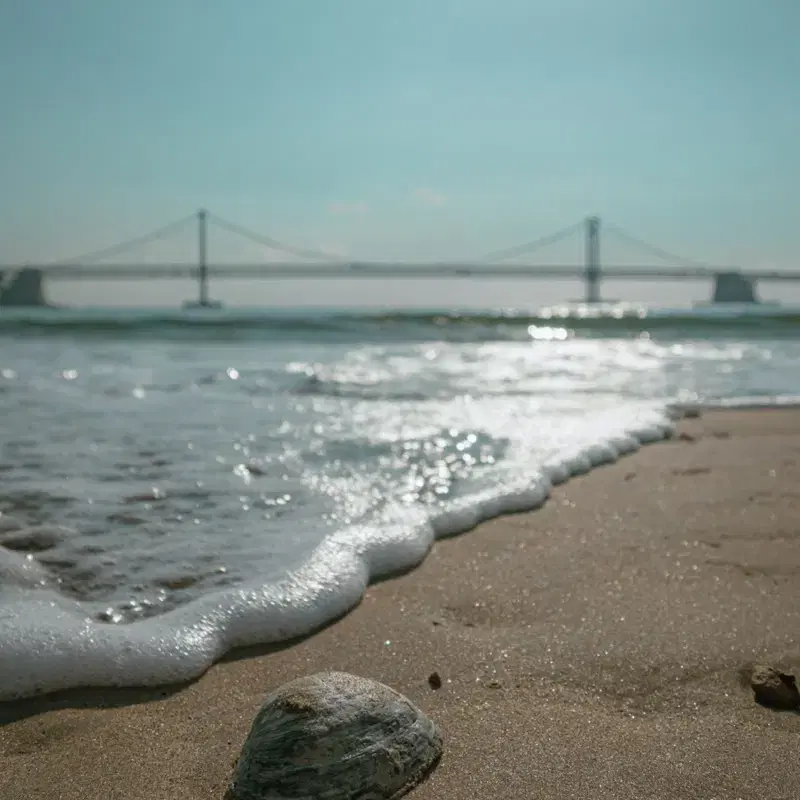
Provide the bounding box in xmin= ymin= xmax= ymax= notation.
xmin=1 ymin=409 xmax=799 ymax=799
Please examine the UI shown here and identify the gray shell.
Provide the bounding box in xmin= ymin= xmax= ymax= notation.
xmin=226 ymin=671 xmax=442 ymax=800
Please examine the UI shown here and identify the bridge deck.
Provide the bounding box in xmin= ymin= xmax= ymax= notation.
xmin=7 ymin=264 xmax=800 ymax=281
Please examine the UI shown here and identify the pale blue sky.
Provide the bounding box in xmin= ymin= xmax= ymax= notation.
xmin=1 ymin=0 xmax=798 ymax=308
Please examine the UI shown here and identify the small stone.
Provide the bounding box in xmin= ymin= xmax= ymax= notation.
xmin=750 ymin=665 xmax=800 ymax=710
xmin=428 ymin=672 xmax=442 ymax=690
xmin=226 ymin=672 xmax=442 ymax=800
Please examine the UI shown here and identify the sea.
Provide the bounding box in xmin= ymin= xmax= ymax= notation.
xmin=1 ymin=303 xmax=799 ymax=701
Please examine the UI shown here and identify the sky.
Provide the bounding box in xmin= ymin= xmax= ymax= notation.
xmin=1 ymin=0 xmax=799 ymax=308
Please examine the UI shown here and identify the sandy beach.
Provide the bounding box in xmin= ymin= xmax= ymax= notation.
xmin=2 ymin=408 xmax=799 ymax=800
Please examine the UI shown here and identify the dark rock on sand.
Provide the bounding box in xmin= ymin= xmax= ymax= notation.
xmin=226 ymin=672 xmax=442 ymax=800
xmin=749 ymin=665 xmax=800 ymax=711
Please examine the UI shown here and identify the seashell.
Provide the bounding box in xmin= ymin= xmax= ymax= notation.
xmin=226 ymin=671 xmax=443 ymax=800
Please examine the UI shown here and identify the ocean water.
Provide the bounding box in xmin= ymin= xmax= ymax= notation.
xmin=1 ymin=303 xmax=799 ymax=701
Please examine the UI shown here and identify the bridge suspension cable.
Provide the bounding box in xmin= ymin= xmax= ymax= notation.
xmin=208 ymin=214 xmax=341 ymax=262
xmin=603 ymin=222 xmax=716 ymax=269
xmin=478 ymin=220 xmax=584 ymax=263
xmin=48 ymin=214 xmax=196 ymax=266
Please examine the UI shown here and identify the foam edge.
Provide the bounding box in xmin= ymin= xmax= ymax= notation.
xmin=0 ymin=411 xmax=681 ymax=702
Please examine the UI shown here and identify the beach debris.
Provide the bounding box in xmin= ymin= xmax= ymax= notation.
xmin=484 ymin=679 xmax=503 ymax=690
xmin=678 ymin=432 xmax=697 ymax=443
xmin=225 ymin=671 xmax=442 ymax=800
xmin=749 ymin=665 xmax=800 ymax=711
xmin=428 ymin=672 xmax=442 ymax=690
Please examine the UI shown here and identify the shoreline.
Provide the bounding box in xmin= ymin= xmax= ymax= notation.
xmin=0 ymin=407 xmax=675 ymax=703
xmin=2 ymin=408 xmax=800 ymax=799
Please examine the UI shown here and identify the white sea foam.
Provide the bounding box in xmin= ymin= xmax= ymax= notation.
xmin=0 ymin=408 xmax=674 ymax=701
xmin=700 ymin=394 xmax=800 ymax=410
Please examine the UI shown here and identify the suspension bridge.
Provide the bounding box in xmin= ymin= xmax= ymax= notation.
xmin=2 ymin=210 xmax=799 ymax=307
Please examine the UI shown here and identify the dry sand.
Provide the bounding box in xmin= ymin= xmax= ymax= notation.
xmin=1 ymin=409 xmax=799 ymax=799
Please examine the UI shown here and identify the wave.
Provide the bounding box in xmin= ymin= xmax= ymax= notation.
xmin=1 ymin=304 xmax=800 ymax=342
xmin=0 ymin=407 xmax=676 ymax=701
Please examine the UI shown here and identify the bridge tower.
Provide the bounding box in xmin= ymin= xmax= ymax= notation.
xmin=184 ymin=208 xmax=221 ymax=309
xmin=197 ymin=208 xmax=209 ymax=306
xmin=183 ymin=208 xmax=222 ymax=308
xmin=584 ymin=215 xmax=601 ymax=304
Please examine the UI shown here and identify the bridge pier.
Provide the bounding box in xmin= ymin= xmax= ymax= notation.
xmin=584 ymin=215 xmax=601 ymax=303
xmin=711 ymin=271 xmax=758 ymax=303
xmin=0 ymin=268 xmax=49 ymax=307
